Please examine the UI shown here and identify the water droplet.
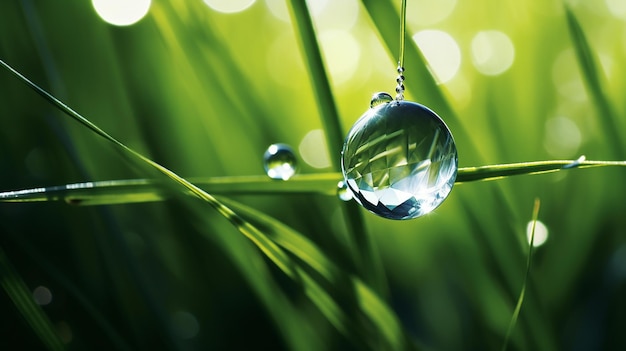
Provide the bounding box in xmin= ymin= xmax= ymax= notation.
xmin=337 ymin=180 xmax=353 ymax=201
xmin=341 ymin=101 xmax=458 ymax=220
xmin=370 ymin=92 xmax=393 ymax=108
xmin=264 ymin=143 xmax=297 ymax=180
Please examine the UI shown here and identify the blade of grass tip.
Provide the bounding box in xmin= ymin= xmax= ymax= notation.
xmin=0 ymin=245 xmax=65 ymax=351
xmin=564 ymin=6 xmax=625 ymax=158
xmin=286 ymin=0 xmax=386 ymax=296
xmin=501 ymin=198 xmax=540 ymax=351
xmin=456 ymin=159 xmax=626 ymax=183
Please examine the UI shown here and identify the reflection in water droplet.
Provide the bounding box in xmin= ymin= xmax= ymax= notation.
xmin=264 ymin=144 xmax=297 ymax=180
xmin=337 ymin=181 xmax=353 ymax=201
xmin=342 ymin=101 xmax=458 ymax=220
xmin=370 ymin=92 xmax=393 ymax=108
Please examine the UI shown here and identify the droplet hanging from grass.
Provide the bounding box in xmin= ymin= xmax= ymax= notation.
xmin=341 ymin=100 xmax=458 ymax=219
xmin=264 ymin=143 xmax=298 ymax=180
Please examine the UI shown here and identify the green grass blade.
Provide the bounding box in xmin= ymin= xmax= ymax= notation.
xmin=286 ymin=0 xmax=386 ymax=296
xmin=0 ymin=245 xmax=65 ymax=351
xmin=501 ymin=199 xmax=540 ymax=351
xmin=360 ymin=0 xmax=451 ymax=115
xmin=2 ymin=159 xmax=624 ymax=206
xmin=456 ymin=159 xmax=626 ymax=183
xmin=564 ymin=6 xmax=625 ymax=158
xmin=217 ymin=196 xmax=415 ymax=351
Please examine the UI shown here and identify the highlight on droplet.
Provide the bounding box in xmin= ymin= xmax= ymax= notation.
xmin=203 ymin=0 xmax=256 ymax=14
xmin=412 ymin=30 xmax=461 ymax=84
xmin=526 ymin=220 xmax=548 ymax=247
xmin=470 ymin=30 xmax=515 ymax=76
xmin=92 ymin=0 xmax=151 ymax=26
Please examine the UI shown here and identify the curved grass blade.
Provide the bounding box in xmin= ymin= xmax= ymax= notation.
xmin=2 ymin=159 xmax=625 ymax=206
xmin=216 ymin=196 xmax=414 ymax=351
xmin=286 ymin=0 xmax=386 ymax=296
xmin=0 ymin=59 xmax=406 ymax=349
xmin=564 ymin=6 xmax=625 ymax=158
xmin=501 ymin=198 xmax=540 ymax=351
xmin=0 ymin=245 xmax=65 ymax=351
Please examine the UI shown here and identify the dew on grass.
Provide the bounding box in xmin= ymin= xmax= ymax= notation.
xmin=370 ymin=92 xmax=393 ymax=108
xmin=264 ymin=144 xmax=297 ymax=180
xmin=337 ymin=180 xmax=353 ymax=201
xmin=342 ymin=100 xmax=458 ymax=220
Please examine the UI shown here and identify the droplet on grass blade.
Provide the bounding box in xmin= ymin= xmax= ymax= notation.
xmin=337 ymin=180 xmax=353 ymax=201
xmin=342 ymin=100 xmax=458 ymax=220
xmin=264 ymin=143 xmax=298 ymax=180
xmin=370 ymin=92 xmax=393 ymax=108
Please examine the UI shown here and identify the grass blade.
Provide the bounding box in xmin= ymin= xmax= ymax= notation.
xmin=1 ymin=159 xmax=624 ymax=206
xmin=564 ymin=6 xmax=625 ymax=158
xmin=0 ymin=245 xmax=65 ymax=351
xmin=501 ymin=198 xmax=540 ymax=351
xmin=286 ymin=0 xmax=386 ymax=295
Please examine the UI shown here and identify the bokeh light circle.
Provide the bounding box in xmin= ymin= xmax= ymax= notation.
xmin=412 ymin=30 xmax=461 ymax=84
xmin=92 ymin=0 xmax=151 ymax=26
xmin=203 ymin=0 xmax=256 ymax=13
xmin=471 ymin=30 xmax=515 ymax=76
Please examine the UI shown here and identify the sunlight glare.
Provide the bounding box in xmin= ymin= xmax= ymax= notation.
xmin=471 ymin=30 xmax=515 ymax=76
xmin=412 ymin=30 xmax=461 ymax=84
xmin=552 ymin=50 xmax=587 ymax=101
xmin=92 ymin=0 xmax=151 ymax=26
xmin=204 ymin=0 xmax=256 ymax=14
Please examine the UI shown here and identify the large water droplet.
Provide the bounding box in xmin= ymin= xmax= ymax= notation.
xmin=370 ymin=92 xmax=393 ymax=108
xmin=264 ymin=143 xmax=297 ymax=180
xmin=341 ymin=101 xmax=458 ymax=220
xmin=337 ymin=180 xmax=353 ymax=201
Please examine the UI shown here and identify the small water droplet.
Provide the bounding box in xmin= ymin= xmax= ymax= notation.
xmin=370 ymin=92 xmax=393 ymax=108
xmin=337 ymin=180 xmax=353 ymax=201
xmin=264 ymin=143 xmax=297 ymax=180
xmin=342 ymin=100 xmax=458 ymax=220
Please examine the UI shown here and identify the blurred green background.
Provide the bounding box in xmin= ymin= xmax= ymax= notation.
xmin=1 ymin=0 xmax=625 ymax=350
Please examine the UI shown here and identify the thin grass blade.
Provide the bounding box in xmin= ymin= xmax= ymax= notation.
xmin=501 ymin=198 xmax=540 ymax=351
xmin=286 ymin=0 xmax=386 ymax=296
xmin=2 ymin=159 xmax=625 ymax=206
xmin=564 ymin=6 xmax=624 ymax=158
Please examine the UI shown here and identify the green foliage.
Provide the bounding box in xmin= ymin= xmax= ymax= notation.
xmin=1 ymin=1 xmax=625 ymax=350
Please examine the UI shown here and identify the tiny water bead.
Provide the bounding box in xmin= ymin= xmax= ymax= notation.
xmin=336 ymin=180 xmax=353 ymax=201
xmin=370 ymin=92 xmax=394 ymax=108
xmin=263 ymin=143 xmax=297 ymax=180
xmin=341 ymin=98 xmax=458 ymax=220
